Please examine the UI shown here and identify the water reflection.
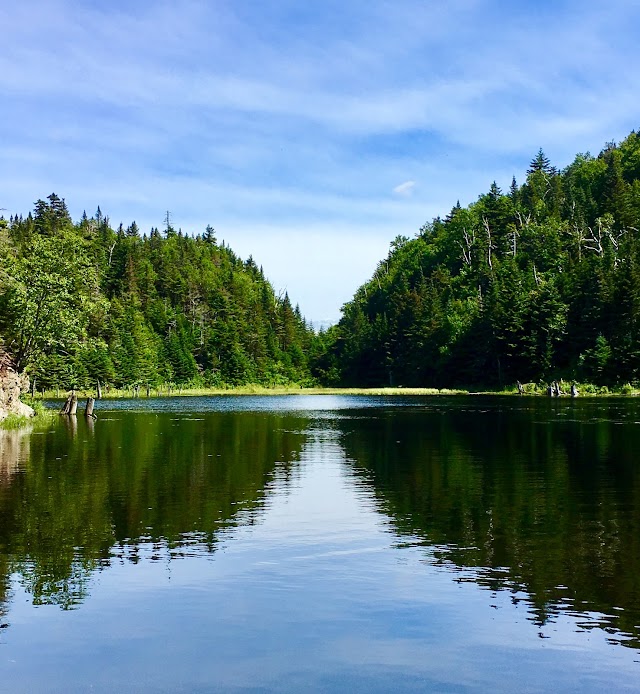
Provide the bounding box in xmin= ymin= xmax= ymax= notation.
xmin=0 ymin=426 xmax=31 ymax=486
xmin=0 ymin=412 xmax=307 ymax=613
xmin=1 ymin=396 xmax=639 ymax=665
xmin=339 ymin=398 xmax=640 ymax=648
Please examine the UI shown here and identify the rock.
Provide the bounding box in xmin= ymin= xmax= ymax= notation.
xmin=0 ymin=357 xmax=35 ymax=421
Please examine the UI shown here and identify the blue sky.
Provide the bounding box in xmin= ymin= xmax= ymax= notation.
xmin=1 ymin=0 xmax=639 ymax=323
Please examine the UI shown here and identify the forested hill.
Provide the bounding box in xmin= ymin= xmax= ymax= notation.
xmin=315 ymin=131 xmax=640 ymax=388
xmin=0 ymin=198 xmax=315 ymax=389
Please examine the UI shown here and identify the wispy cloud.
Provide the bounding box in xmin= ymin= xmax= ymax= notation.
xmin=1 ymin=0 xmax=640 ymax=320
xmin=393 ymin=181 xmax=416 ymax=197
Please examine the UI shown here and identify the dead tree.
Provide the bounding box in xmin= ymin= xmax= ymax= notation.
xmin=458 ymin=227 xmax=475 ymax=267
xmin=60 ymin=393 xmax=73 ymax=415
xmin=483 ymin=217 xmax=494 ymax=270
xmin=60 ymin=392 xmax=78 ymax=415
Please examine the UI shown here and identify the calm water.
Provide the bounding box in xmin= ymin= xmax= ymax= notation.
xmin=0 ymin=395 xmax=639 ymax=692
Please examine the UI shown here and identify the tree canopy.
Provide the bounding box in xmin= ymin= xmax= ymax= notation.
xmin=315 ymin=131 xmax=640 ymax=388
xmin=0 ymin=196 xmax=315 ymax=389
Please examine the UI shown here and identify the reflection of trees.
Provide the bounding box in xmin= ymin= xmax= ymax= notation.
xmin=340 ymin=400 xmax=640 ymax=647
xmin=0 ymin=427 xmax=33 ymax=628
xmin=0 ymin=412 xmax=306 ymax=612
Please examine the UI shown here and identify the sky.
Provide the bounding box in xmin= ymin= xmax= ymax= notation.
xmin=1 ymin=0 xmax=640 ymax=324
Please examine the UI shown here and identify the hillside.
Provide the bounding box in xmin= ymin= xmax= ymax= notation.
xmin=0 ymin=198 xmax=315 ymax=390
xmin=315 ymin=131 xmax=640 ymax=388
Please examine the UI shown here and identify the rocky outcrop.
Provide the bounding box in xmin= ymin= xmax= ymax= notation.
xmin=0 ymin=352 xmax=35 ymax=421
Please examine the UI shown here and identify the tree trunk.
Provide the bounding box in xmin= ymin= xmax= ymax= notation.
xmin=85 ymin=397 xmax=95 ymax=417
xmin=97 ymin=380 xmax=102 ymax=399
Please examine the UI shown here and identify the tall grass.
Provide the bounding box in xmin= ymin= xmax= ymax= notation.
xmin=33 ymin=385 xmax=472 ymax=399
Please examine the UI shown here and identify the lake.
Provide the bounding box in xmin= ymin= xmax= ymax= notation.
xmin=0 ymin=395 xmax=639 ymax=692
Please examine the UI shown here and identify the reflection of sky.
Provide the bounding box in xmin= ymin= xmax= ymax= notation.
xmin=45 ymin=394 xmax=426 ymax=414
xmin=44 ymin=393 xmax=640 ymax=421
xmin=1 ymin=426 xmax=639 ymax=693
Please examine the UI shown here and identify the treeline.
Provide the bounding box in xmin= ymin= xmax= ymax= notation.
xmin=315 ymin=131 xmax=640 ymax=387
xmin=0 ymin=198 xmax=316 ymax=389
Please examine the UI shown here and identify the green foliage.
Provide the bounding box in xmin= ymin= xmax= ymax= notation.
xmin=0 ymin=413 xmax=29 ymax=430
xmin=0 ymin=199 xmax=317 ymax=388
xmin=319 ymin=130 xmax=640 ymax=387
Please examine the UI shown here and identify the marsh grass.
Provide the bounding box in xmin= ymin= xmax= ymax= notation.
xmin=35 ymin=385 xmax=471 ymax=400
xmin=0 ymin=413 xmax=30 ymax=430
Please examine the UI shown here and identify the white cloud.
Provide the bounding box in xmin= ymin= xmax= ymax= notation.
xmin=393 ymin=181 xmax=416 ymax=197
xmin=2 ymin=0 xmax=640 ymax=320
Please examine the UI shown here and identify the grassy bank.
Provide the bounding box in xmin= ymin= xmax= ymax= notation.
xmin=34 ymin=385 xmax=471 ymax=399
xmin=0 ymin=399 xmax=56 ymax=430
xmin=27 ymin=382 xmax=640 ymax=402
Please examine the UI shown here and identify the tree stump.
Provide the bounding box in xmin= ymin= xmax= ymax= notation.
xmin=85 ymin=397 xmax=95 ymax=417
xmin=60 ymin=392 xmax=78 ymax=415
xmin=60 ymin=394 xmax=73 ymax=415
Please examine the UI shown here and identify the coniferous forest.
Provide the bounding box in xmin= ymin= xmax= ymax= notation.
xmin=0 ymin=199 xmax=315 ymax=390
xmin=315 ymin=131 xmax=640 ymax=389
xmin=3 ymin=131 xmax=640 ymax=391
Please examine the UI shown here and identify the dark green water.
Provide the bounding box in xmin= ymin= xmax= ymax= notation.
xmin=0 ymin=395 xmax=639 ymax=692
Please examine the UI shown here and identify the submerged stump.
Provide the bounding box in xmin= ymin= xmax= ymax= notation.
xmin=60 ymin=392 xmax=78 ymax=416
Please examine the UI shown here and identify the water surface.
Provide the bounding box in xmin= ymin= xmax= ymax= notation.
xmin=0 ymin=395 xmax=639 ymax=692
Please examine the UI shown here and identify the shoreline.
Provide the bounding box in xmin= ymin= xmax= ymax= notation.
xmin=34 ymin=384 xmax=640 ymax=400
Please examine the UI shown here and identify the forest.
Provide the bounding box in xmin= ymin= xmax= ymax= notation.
xmin=3 ymin=130 xmax=640 ymax=392
xmin=0 ymin=199 xmax=316 ymax=390
xmin=314 ymin=130 xmax=640 ymax=388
